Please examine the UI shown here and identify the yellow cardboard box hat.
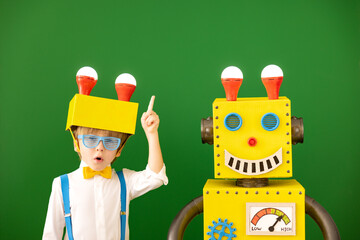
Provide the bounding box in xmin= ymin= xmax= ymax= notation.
xmin=65 ymin=67 xmax=139 ymax=135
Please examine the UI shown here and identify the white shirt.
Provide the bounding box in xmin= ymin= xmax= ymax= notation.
xmin=42 ymin=161 xmax=168 ymax=240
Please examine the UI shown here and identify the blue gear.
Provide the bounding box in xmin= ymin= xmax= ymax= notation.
xmin=207 ymin=218 xmax=237 ymax=240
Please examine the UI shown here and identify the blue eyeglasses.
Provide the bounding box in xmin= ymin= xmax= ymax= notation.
xmin=78 ymin=135 xmax=121 ymax=151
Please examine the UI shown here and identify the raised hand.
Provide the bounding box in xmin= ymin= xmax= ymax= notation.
xmin=141 ymin=95 xmax=160 ymax=135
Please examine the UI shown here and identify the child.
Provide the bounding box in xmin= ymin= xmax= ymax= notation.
xmin=42 ymin=96 xmax=168 ymax=240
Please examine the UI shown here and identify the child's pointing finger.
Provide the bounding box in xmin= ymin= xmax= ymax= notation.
xmin=147 ymin=95 xmax=155 ymax=113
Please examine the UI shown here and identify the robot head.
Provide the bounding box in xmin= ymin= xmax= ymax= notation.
xmin=202 ymin=65 xmax=303 ymax=179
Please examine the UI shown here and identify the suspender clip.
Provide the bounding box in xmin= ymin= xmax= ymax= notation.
xmin=120 ymin=211 xmax=126 ymax=215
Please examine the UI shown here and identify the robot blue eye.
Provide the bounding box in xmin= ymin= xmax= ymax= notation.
xmin=261 ymin=113 xmax=279 ymax=131
xmin=224 ymin=113 xmax=242 ymax=131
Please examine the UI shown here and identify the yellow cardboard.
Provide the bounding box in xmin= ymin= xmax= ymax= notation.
xmin=66 ymin=94 xmax=138 ymax=134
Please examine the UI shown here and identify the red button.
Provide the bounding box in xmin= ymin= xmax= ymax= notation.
xmin=248 ymin=137 xmax=257 ymax=147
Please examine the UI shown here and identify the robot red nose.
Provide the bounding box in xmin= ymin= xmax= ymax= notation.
xmin=248 ymin=137 xmax=257 ymax=147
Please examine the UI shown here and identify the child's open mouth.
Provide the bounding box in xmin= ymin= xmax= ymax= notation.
xmin=94 ymin=157 xmax=103 ymax=162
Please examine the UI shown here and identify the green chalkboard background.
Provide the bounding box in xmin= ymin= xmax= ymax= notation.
xmin=1 ymin=0 xmax=359 ymax=239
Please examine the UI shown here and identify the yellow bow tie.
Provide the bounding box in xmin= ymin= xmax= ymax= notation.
xmin=83 ymin=166 xmax=112 ymax=179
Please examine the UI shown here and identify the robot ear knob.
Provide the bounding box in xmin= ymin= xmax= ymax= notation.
xmin=291 ymin=116 xmax=304 ymax=144
xmin=201 ymin=117 xmax=213 ymax=145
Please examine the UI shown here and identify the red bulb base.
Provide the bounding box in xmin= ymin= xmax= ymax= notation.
xmin=76 ymin=76 xmax=97 ymax=95
xmin=261 ymin=76 xmax=283 ymax=100
xmin=221 ymin=78 xmax=243 ymax=101
xmin=115 ymin=83 xmax=136 ymax=101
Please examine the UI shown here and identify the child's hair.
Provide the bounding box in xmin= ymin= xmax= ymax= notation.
xmin=71 ymin=126 xmax=131 ymax=163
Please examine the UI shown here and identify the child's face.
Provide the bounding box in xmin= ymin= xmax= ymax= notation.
xmin=75 ymin=129 xmax=121 ymax=171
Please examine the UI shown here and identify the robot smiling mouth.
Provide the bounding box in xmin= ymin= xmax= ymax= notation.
xmin=224 ymin=148 xmax=282 ymax=175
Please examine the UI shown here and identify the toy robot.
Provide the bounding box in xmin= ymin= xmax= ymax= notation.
xmin=168 ymin=65 xmax=340 ymax=240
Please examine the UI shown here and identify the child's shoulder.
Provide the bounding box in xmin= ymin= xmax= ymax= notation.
xmin=116 ymin=168 xmax=135 ymax=179
xmin=51 ymin=168 xmax=82 ymax=186
xmin=118 ymin=167 xmax=144 ymax=176
xmin=57 ymin=167 xmax=81 ymax=179
xmin=118 ymin=166 xmax=152 ymax=182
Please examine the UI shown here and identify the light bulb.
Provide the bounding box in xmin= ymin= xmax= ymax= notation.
xmin=115 ymin=73 xmax=136 ymax=101
xmin=221 ymin=66 xmax=243 ymax=101
xmin=76 ymin=66 xmax=98 ymax=95
xmin=261 ymin=64 xmax=283 ymax=100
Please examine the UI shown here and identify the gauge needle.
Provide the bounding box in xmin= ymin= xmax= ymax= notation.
xmin=268 ymin=215 xmax=283 ymax=232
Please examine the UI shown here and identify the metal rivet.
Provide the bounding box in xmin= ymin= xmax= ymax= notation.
xmin=276 ymin=191 xmax=280 ymax=195
xmin=215 ymin=106 xmax=219 ymax=109
xmin=206 ymin=191 xmax=209 ymax=194
xmin=289 ymin=192 xmax=292 ymax=195
xmin=286 ymin=113 xmax=289 ymax=116
xmin=216 ymin=135 xmax=219 ymax=138
xmin=266 ymin=191 xmax=269 ymax=195
xmin=245 ymin=191 xmax=248 ymax=194
xmin=287 ymin=142 xmax=290 ymax=144
xmin=226 ymin=191 xmax=229 ymax=194
xmin=216 ymin=126 xmax=219 ymax=129
xmin=287 ymin=170 xmax=290 ymax=173
xmin=217 ymin=172 xmax=220 ymax=176
xmin=286 ymin=122 xmax=289 ymax=126
xmin=286 ymin=160 xmax=290 ymax=164
xmin=215 ymin=116 xmax=219 ymax=119
xmin=217 ymin=154 xmax=220 ymax=157
xmin=286 ymin=132 xmax=289 ymax=135
xmin=235 ymin=191 xmax=238 ymax=195
xmin=255 ymin=191 xmax=258 ymax=194
xmin=217 ymin=191 xmax=220 ymax=194
xmin=286 ymin=151 xmax=290 ymax=154
xmin=217 ymin=163 xmax=220 ymax=166
xmin=299 ymin=191 xmax=302 ymax=195
xmin=286 ymin=103 xmax=289 ymax=106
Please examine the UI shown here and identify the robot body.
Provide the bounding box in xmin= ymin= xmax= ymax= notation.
xmin=203 ymin=179 xmax=305 ymax=239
